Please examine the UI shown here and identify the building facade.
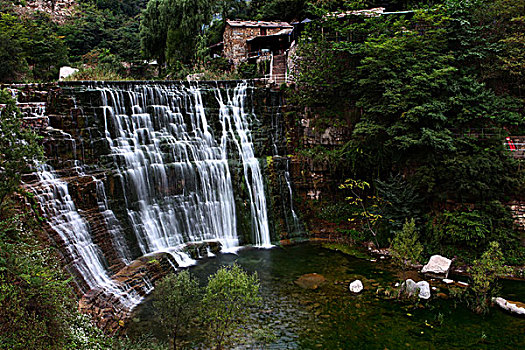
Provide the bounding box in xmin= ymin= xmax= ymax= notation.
xmin=223 ymin=20 xmax=293 ymax=64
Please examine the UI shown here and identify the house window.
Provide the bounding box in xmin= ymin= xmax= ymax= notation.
xmin=260 ymin=28 xmax=267 ymax=36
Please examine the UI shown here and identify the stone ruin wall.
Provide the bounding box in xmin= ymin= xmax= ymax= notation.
xmin=223 ymin=25 xmax=285 ymax=64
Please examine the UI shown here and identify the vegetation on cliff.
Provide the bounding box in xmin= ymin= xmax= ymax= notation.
xmin=0 ymin=90 xmax=111 ymax=349
xmin=290 ymin=0 xmax=524 ymax=264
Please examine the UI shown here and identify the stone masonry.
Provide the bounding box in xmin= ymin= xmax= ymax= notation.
xmin=223 ymin=20 xmax=293 ymax=64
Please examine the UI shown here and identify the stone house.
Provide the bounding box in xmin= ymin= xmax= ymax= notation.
xmin=223 ymin=20 xmax=293 ymax=64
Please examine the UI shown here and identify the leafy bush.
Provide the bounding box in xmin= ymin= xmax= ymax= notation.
xmin=237 ymin=62 xmax=258 ymax=79
xmin=468 ymin=242 xmax=510 ymax=314
xmin=390 ymin=218 xmax=423 ymax=279
xmin=153 ymin=271 xmax=201 ymax=349
xmin=0 ymin=89 xmax=44 ymax=210
xmin=202 ymin=264 xmax=261 ymax=349
xmin=317 ymin=202 xmax=358 ymax=224
xmin=424 ymin=202 xmax=518 ymax=260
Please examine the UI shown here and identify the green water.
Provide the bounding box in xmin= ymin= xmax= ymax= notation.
xmin=129 ymin=243 xmax=525 ymax=349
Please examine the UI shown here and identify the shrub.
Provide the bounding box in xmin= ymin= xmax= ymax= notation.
xmin=202 ymin=264 xmax=260 ymax=350
xmin=468 ymin=241 xmax=510 ymax=314
xmin=390 ymin=218 xmax=423 ymax=279
xmin=153 ymin=271 xmax=201 ymax=349
xmin=0 ymin=89 xmax=44 ymax=210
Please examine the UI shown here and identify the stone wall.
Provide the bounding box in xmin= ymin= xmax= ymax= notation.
xmin=223 ymin=23 xmax=287 ymax=64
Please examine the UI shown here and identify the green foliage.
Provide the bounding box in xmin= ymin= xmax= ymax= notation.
xmin=0 ymin=217 xmax=70 ymax=350
xmin=58 ymin=2 xmax=143 ymax=65
xmin=202 ymin=264 xmax=261 ymax=350
xmin=317 ymin=201 xmax=358 ymax=224
xmin=292 ymin=0 xmax=524 ymax=261
xmin=339 ymin=178 xmax=382 ymax=246
xmin=153 ymin=271 xmax=201 ymax=349
xmin=0 ymin=206 xmax=114 ymax=350
xmin=376 ymin=175 xmax=422 ymax=232
xmin=467 ymin=241 xmax=511 ymax=314
xmin=236 ymin=62 xmax=258 ymax=79
xmin=251 ymin=0 xmax=309 ymax=22
xmin=140 ymin=0 xmax=213 ymax=67
xmin=0 ymin=12 xmax=68 ymax=82
xmin=426 ymin=202 xmax=518 ymax=260
xmin=390 ymin=218 xmax=423 ymax=275
xmin=0 ymin=89 xmax=44 ymax=210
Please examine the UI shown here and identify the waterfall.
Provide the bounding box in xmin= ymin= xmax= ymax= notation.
xmin=30 ymin=165 xmax=142 ymax=309
xmin=216 ymin=83 xmax=272 ymax=247
xmin=22 ymin=81 xmax=275 ymax=318
xmin=95 ymin=81 xmax=271 ymax=250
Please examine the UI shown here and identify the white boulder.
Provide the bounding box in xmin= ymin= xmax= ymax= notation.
xmin=59 ymin=66 xmax=79 ymax=80
xmin=349 ymin=280 xmax=364 ymax=293
xmin=416 ymin=281 xmax=431 ymax=299
xmin=421 ymin=255 xmax=452 ymax=275
xmin=401 ymin=279 xmax=431 ymax=299
xmin=402 ymin=279 xmax=418 ymax=295
xmin=493 ymin=297 xmax=525 ymax=315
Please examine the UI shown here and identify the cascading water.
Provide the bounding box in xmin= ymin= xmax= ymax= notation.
xmin=216 ymin=83 xmax=272 ymax=247
xmin=268 ymin=93 xmax=302 ymax=235
xmin=22 ymin=81 xmax=278 ymax=320
xmin=30 ymin=165 xmax=142 ymax=309
xmin=95 ymin=81 xmax=271 ymax=252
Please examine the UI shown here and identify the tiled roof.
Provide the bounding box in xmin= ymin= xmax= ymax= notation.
xmin=226 ymin=20 xmax=293 ymax=28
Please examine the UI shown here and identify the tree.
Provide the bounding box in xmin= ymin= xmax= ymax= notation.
xmin=153 ymin=270 xmax=201 ymax=350
xmin=0 ymin=13 xmax=31 ymax=82
xmin=0 ymin=89 xmax=44 ymax=211
xmin=250 ymin=0 xmax=309 ymax=22
xmin=139 ymin=0 xmax=168 ymax=68
xmin=390 ymin=218 xmax=423 ymax=279
xmin=0 ymin=12 xmax=68 ymax=83
xmin=202 ymin=264 xmax=261 ymax=350
xmin=468 ymin=241 xmax=510 ymax=314
xmin=339 ymin=179 xmax=382 ymax=247
xmin=140 ymin=0 xmax=213 ymax=67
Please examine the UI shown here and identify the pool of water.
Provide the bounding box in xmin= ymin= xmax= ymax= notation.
xmin=128 ymin=243 xmax=525 ymax=349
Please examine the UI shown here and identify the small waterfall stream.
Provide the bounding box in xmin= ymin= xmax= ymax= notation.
xmin=31 ymin=165 xmax=142 ymax=309
xmin=216 ymin=83 xmax=271 ymax=247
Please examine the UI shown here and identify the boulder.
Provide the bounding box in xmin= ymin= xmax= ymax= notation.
xmin=401 ymin=279 xmax=431 ymax=299
xmin=493 ymin=297 xmax=525 ymax=316
xmin=59 ymin=66 xmax=79 ymax=80
xmin=421 ymin=255 xmax=452 ymax=275
xmin=416 ymin=281 xmax=431 ymax=299
xmin=295 ymin=273 xmax=326 ymax=290
xmin=401 ymin=279 xmax=418 ymax=295
xmin=349 ymin=280 xmax=364 ymax=293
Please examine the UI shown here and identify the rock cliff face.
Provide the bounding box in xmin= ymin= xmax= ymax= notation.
xmin=12 ymin=0 xmax=77 ymax=24
xmin=11 ymin=81 xmax=301 ymax=332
